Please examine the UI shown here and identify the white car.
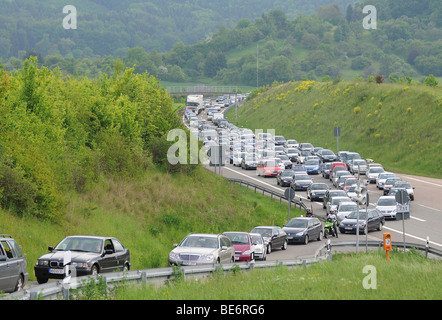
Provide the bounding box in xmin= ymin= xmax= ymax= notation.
xmin=366 ymin=166 xmax=385 ymax=183
xmin=327 ymin=196 xmax=352 ymax=215
xmin=376 ymin=172 xmax=396 ymax=189
xmin=168 ymin=233 xmax=235 ymax=266
xmin=232 ymin=151 xmax=246 ymax=166
xmin=250 ymin=233 xmax=267 ymax=261
xmin=376 ymin=196 xmax=397 ymax=219
xmin=393 ymin=181 xmax=415 ymax=201
xmin=336 ymin=201 xmax=358 ymax=225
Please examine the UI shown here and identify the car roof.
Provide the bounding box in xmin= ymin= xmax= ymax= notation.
xmin=186 ymin=233 xmax=220 ymax=238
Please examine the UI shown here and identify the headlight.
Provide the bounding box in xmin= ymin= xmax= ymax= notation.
xmin=296 ymin=231 xmax=305 ymax=236
xmin=73 ymin=262 xmax=89 ymax=268
xmin=200 ymin=254 xmax=214 ymax=261
xmin=242 ymin=250 xmax=252 ymax=255
xmin=169 ymin=252 xmax=178 ymax=260
xmin=37 ymin=259 xmax=49 ymax=266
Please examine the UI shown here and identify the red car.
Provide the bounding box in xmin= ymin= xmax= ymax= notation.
xmin=222 ymin=232 xmax=255 ymax=262
xmin=257 ymin=158 xmax=283 ymax=177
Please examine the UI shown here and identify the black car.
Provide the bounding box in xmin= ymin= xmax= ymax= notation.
xmin=290 ymin=173 xmax=313 ymax=191
xmin=277 ymin=169 xmax=295 ymax=187
xmin=307 ymin=183 xmax=330 ymax=201
xmin=339 ymin=209 xmax=385 ymax=234
xmin=250 ymin=226 xmax=288 ymax=254
xmin=317 ymin=149 xmax=337 ymax=162
xmin=0 ymin=235 xmax=28 ymax=293
xmin=322 ymin=189 xmax=347 ymax=209
xmin=283 ymin=217 xmax=323 ymax=245
xmin=34 ymin=235 xmax=131 ymax=284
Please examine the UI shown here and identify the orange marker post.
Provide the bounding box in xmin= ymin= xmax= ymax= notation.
xmin=383 ymin=233 xmax=392 ymax=261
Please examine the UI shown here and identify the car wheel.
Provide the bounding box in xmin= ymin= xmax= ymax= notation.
xmin=378 ymin=222 xmax=383 ymax=231
xmin=282 ymin=240 xmax=288 ymax=250
xmin=363 ymin=225 xmax=368 ymax=235
xmin=304 ymin=235 xmax=309 ymax=245
xmin=37 ymin=277 xmax=48 ymax=284
xmin=317 ymin=231 xmax=323 ymax=241
xmin=267 ymin=244 xmax=272 ymax=254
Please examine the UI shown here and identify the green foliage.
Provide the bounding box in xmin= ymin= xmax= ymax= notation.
xmin=0 ymin=58 xmax=182 ymax=220
xmin=424 ymin=74 xmax=439 ymax=87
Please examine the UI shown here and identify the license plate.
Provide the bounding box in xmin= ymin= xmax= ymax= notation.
xmin=181 ymin=261 xmax=196 ymax=266
xmin=235 ymin=256 xmax=240 ymax=261
xmin=345 ymin=227 xmax=353 ymax=230
xmin=49 ymin=268 xmax=65 ymax=274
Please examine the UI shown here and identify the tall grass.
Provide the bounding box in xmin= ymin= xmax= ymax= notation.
xmin=1 ymin=165 xmax=303 ymax=281
xmin=227 ymin=80 xmax=442 ymax=178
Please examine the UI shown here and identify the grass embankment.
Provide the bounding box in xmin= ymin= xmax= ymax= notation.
xmin=109 ymin=249 xmax=442 ymax=300
xmin=227 ymin=80 xmax=442 ymax=178
xmin=1 ymin=166 xmax=302 ymax=281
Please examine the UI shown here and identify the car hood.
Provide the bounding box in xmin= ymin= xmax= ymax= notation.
xmin=233 ymin=244 xmax=251 ymax=252
xmin=39 ymin=250 xmax=100 ymax=262
xmin=171 ymin=247 xmax=219 ymax=255
xmin=376 ymin=205 xmax=396 ymax=211
xmin=283 ymin=227 xmax=306 ymax=233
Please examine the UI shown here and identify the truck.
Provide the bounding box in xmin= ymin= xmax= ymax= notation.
xmin=186 ymin=95 xmax=204 ymax=114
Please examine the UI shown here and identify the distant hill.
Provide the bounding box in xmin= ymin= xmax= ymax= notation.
xmin=1 ymin=0 xmax=441 ymax=86
xmin=0 ymin=0 xmax=358 ymax=60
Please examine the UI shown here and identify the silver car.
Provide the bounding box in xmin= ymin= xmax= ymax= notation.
xmin=168 ymin=233 xmax=235 ymax=266
xmin=0 ymin=235 xmax=28 ymax=293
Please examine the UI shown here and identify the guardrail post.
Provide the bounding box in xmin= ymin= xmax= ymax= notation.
xmin=30 ymin=290 xmax=38 ymax=300
xmin=426 ymin=237 xmax=430 ymax=258
xmin=62 ymin=285 xmax=69 ymax=300
xmin=326 ymin=239 xmax=332 ymax=261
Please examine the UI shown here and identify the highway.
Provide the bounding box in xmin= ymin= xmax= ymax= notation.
xmin=195 ymin=102 xmax=442 ymax=260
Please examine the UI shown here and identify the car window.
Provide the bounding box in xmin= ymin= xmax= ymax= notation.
xmin=104 ymin=239 xmax=115 ymax=253
xmin=0 ymin=244 xmax=4 ymax=256
xmin=0 ymin=240 xmax=15 ymax=259
xmin=221 ymin=236 xmax=231 ymax=248
xmin=112 ymin=239 xmax=125 ymax=253
xmin=8 ymin=240 xmax=24 ymax=258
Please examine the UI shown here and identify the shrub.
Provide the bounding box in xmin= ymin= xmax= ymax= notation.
xmin=376 ymin=75 xmax=384 ymax=84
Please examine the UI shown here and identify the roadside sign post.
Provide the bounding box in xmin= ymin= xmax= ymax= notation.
xmin=285 ymin=188 xmax=295 ymax=223
xmin=395 ymin=190 xmax=410 ymax=253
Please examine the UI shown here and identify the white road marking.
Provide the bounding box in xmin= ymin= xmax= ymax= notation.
xmin=383 ymin=226 xmax=442 ymax=248
xmin=400 ymin=176 xmax=442 ymax=187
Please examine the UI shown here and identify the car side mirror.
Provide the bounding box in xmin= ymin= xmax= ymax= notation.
xmin=221 ymin=246 xmax=228 ymax=251
xmin=104 ymin=249 xmax=113 ymax=256
xmin=48 ymin=246 xmax=54 ymax=252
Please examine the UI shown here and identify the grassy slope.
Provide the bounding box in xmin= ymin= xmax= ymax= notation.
xmin=0 ymin=165 xmax=302 ymax=281
xmin=115 ymin=249 xmax=442 ymax=299
xmin=227 ymin=80 xmax=442 ymax=178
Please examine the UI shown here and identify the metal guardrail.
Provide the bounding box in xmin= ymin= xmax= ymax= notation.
xmin=227 ymin=178 xmax=311 ymax=213
xmin=4 ymin=239 xmax=441 ymax=300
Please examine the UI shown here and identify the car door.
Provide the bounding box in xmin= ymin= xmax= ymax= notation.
xmin=111 ymin=239 xmax=128 ymax=271
xmin=100 ymin=239 xmax=118 ymax=273
xmin=0 ymin=243 xmax=12 ymax=292
xmin=0 ymin=240 xmax=18 ymax=291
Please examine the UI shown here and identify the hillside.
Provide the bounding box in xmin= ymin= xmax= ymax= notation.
xmin=0 ymin=0 xmax=358 ymax=59
xmin=0 ymin=60 xmax=301 ymax=280
xmin=226 ymin=79 xmax=442 ymax=178
xmin=2 ymin=0 xmax=441 ymax=85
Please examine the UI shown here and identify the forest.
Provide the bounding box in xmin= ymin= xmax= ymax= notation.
xmin=1 ymin=0 xmax=441 ymax=86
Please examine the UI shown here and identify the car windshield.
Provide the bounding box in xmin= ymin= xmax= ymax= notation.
xmin=345 ymin=179 xmax=358 ymax=185
xmin=224 ymin=233 xmax=249 ymax=245
xmin=281 ymin=170 xmax=295 ymax=177
xmin=305 ymin=160 xmax=319 ymax=165
xmin=332 ymin=198 xmax=348 ymax=205
xmin=353 ymin=160 xmax=366 ymax=165
xmin=296 ymin=175 xmax=310 ymax=181
xmin=251 ymin=228 xmax=272 ymax=238
xmin=370 ymin=167 xmax=384 ymax=173
xmin=245 ymin=156 xmax=257 ymax=161
xmin=250 ymin=235 xmax=263 ymax=244
xmin=322 ymin=150 xmax=334 ymax=155
xmin=286 ymin=219 xmax=308 ymax=228
xmin=347 ymin=211 xmax=367 ymax=219
xmin=180 ymin=236 xmax=219 ymax=249
xmin=265 ymin=160 xmax=280 ymax=167
xmin=380 ymin=173 xmax=395 ymax=179
xmin=287 ymin=149 xmax=297 ymax=154
xmin=55 ymin=237 xmax=103 ymax=253
xmin=301 ymin=151 xmax=310 ymax=156
xmin=339 ymin=204 xmax=357 ymax=211
xmin=311 ymin=183 xmax=328 ymax=190
xmin=378 ymin=198 xmax=396 ymax=206
xmin=395 ymin=182 xmax=411 ymax=188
